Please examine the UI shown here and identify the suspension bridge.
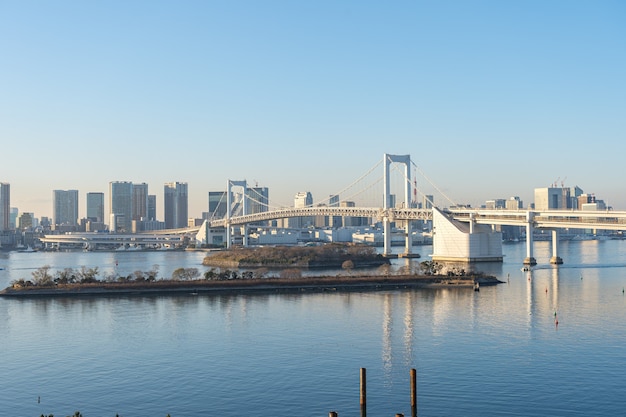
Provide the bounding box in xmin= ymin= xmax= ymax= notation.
xmin=42 ymin=153 xmax=626 ymax=265
xmin=201 ymin=153 xmax=626 ymax=266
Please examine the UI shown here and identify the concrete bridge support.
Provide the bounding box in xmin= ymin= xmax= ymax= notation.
xmin=524 ymin=212 xmax=537 ymax=266
xmin=550 ymin=229 xmax=563 ymax=264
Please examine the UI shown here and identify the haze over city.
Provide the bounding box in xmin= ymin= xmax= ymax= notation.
xmin=2 ymin=1 xmax=625 ymax=220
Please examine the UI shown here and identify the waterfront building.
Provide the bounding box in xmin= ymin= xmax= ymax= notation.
xmin=53 ymin=189 xmax=79 ymax=227
xmin=247 ymin=187 xmax=269 ymax=214
xmin=290 ymin=191 xmax=313 ymax=229
xmin=506 ymin=196 xmax=523 ymax=210
xmin=208 ymin=191 xmax=227 ymax=220
xmin=110 ymin=181 xmax=133 ymax=233
xmin=132 ymin=183 xmax=149 ymax=222
xmin=18 ymin=212 xmax=34 ymax=230
xmin=0 ymin=183 xmax=10 ymax=231
xmin=164 ymin=182 xmax=188 ymax=229
xmin=534 ymin=187 xmax=565 ymax=210
xmin=422 ymin=195 xmax=434 ymax=209
xmin=10 ymin=207 xmax=18 ymax=230
xmin=86 ymin=192 xmax=105 ymax=222
xmin=147 ymin=195 xmax=157 ymax=221
xmin=485 ymin=199 xmax=506 ymax=210
xmin=329 ymin=194 xmax=341 ymax=228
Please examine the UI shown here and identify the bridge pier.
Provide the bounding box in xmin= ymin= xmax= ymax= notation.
xmin=523 ymin=212 xmax=537 ymax=266
xmin=550 ymin=229 xmax=563 ymax=264
xmin=383 ymin=218 xmax=392 ymax=257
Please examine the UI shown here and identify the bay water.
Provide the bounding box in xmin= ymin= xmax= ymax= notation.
xmin=1 ymin=240 xmax=625 ymax=416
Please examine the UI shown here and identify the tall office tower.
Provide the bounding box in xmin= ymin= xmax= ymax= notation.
xmin=505 ymin=196 xmax=523 ymax=210
xmin=329 ymin=194 xmax=341 ymax=228
xmin=86 ymin=192 xmax=105 ymax=222
xmin=147 ymin=195 xmax=157 ymax=221
xmin=247 ymin=186 xmax=269 ymax=226
xmin=110 ymin=181 xmax=133 ymax=232
xmin=208 ymin=191 xmax=227 ymax=219
xmin=0 ymin=183 xmax=9 ymax=231
xmin=53 ymin=189 xmax=79 ymax=226
xmin=247 ymin=187 xmax=269 ymax=214
xmin=164 ymin=182 xmax=188 ymax=229
xmin=10 ymin=207 xmax=18 ymax=229
xmin=534 ymin=187 xmax=565 ymax=211
xmin=290 ymin=191 xmax=313 ymax=228
xmin=422 ymin=195 xmax=434 ymax=209
xmin=132 ymin=183 xmax=148 ymax=221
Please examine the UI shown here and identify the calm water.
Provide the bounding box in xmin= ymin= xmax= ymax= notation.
xmin=1 ymin=241 xmax=626 ymax=417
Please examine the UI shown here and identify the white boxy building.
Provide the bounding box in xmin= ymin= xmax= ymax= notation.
xmin=431 ymin=208 xmax=503 ymax=262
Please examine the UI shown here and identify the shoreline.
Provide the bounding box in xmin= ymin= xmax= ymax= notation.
xmin=0 ymin=275 xmax=503 ymax=298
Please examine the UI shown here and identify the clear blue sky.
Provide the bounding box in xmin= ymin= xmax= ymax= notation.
xmin=2 ymin=1 xmax=625 ymax=220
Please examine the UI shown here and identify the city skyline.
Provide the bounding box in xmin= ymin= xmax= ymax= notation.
xmin=2 ymin=1 xmax=625 ymax=218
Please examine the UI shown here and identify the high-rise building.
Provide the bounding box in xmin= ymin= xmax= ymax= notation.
xmin=485 ymin=199 xmax=506 ymax=210
xmin=10 ymin=207 xmax=18 ymax=229
xmin=208 ymin=191 xmax=227 ymax=220
xmin=0 ymin=183 xmax=9 ymax=231
xmin=247 ymin=186 xmax=269 ymax=226
xmin=422 ymin=195 xmax=434 ymax=209
xmin=164 ymin=182 xmax=188 ymax=229
xmin=110 ymin=181 xmax=133 ymax=232
xmin=505 ymin=196 xmax=523 ymax=210
xmin=53 ymin=189 xmax=79 ymax=226
xmin=329 ymin=194 xmax=341 ymax=228
xmin=86 ymin=192 xmax=105 ymax=222
xmin=132 ymin=183 xmax=148 ymax=221
xmin=290 ymin=191 xmax=313 ymax=228
xmin=147 ymin=195 xmax=157 ymax=221
xmin=534 ymin=187 xmax=565 ymax=210
xmin=247 ymin=187 xmax=269 ymax=215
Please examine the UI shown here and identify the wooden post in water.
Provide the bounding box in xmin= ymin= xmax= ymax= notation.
xmin=329 ymin=412 xmax=338 ymax=417
xmin=410 ymin=368 xmax=417 ymax=417
xmin=360 ymin=367 xmax=367 ymax=417
xmin=396 ymin=414 xmax=404 ymax=417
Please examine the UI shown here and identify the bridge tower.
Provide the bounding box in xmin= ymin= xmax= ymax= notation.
xmin=383 ymin=153 xmax=412 ymax=257
xmin=226 ymin=180 xmax=248 ymax=248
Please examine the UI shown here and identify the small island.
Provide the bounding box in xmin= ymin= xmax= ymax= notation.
xmin=201 ymin=243 xmax=392 ymax=269
xmin=0 ymin=245 xmax=503 ymax=298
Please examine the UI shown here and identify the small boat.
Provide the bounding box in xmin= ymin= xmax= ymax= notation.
xmin=18 ymin=245 xmax=36 ymax=253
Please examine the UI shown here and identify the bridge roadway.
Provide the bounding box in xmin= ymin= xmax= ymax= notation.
xmin=208 ymin=206 xmax=626 ymax=265
xmin=43 ymin=207 xmax=626 ymax=263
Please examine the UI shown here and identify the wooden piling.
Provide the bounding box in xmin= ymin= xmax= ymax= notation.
xmin=329 ymin=412 xmax=338 ymax=417
xmin=410 ymin=368 xmax=417 ymax=417
xmin=360 ymin=367 xmax=367 ymax=417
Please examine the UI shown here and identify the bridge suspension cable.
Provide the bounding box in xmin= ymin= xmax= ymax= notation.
xmin=410 ymin=159 xmax=457 ymax=207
